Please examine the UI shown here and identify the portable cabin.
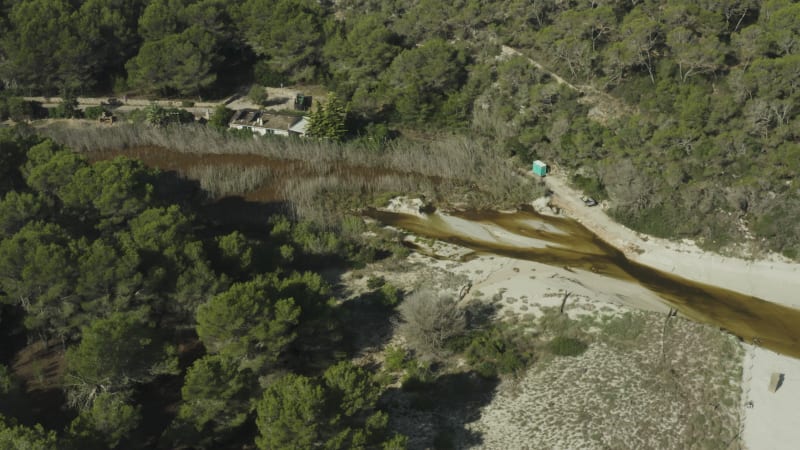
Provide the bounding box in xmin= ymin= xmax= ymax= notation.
xmin=294 ymin=94 xmax=312 ymax=111
xmin=532 ymin=160 xmax=548 ymax=177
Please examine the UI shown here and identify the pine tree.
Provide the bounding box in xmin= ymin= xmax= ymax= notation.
xmin=307 ymin=94 xmax=348 ymax=141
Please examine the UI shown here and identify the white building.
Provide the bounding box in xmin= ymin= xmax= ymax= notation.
xmin=229 ymin=109 xmax=309 ymax=137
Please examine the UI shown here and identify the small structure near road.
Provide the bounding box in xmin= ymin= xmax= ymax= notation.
xmin=294 ymin=94 xmax=312 ymax=111
xmin=532 ymin=160 xmax=548 ymax=177
xmin=581 ymin=195 xmax=598 ymax=207
xmin=229 ymin=109 xmax=309 ymax=137
xmin=98 ymin=111 xmax=115 ymax=124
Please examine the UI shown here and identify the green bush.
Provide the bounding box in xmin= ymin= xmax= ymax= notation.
xmin=7 ymin=97 xmax=34 ymax=121
xmin=400 ymin=360 xmax=433 ymax=391
xmin=366 ymin=275 xmax=386 ymax=290
xmin=463 ymin=326 xmax=532 ymax=378
xmin=572 ymin=173 xmax=607 ymax=200
xmin=50 ymin=97 xmax=80 ymax=119
xmin=181 ymin=100 xmax=195 ymax=107
xmin=248 ymin=85 xmax=269 ymax=106
xmin=547 ymin=336 xmax=588 ymax=357
xmin=125 ymin=108 xmax=147 ymax=124
xmin=383 ymin=346 xmax=407 ymax=372
xmin=365 ymin=283 xmax=402 ymax=308
xmin=83 ymin=106 xmax=106 ymax=120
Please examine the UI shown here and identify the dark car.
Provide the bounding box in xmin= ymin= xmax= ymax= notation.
xmin=581 ymin=196 xmax=598 ymax=207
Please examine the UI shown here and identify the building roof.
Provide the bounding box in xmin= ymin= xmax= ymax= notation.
xmin=230 ymin=109 xmax=302 ymax=131
xmin=289 ymin=116 xmax=310 ymax=135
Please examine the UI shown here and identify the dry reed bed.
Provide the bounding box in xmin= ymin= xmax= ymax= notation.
xmin=42 ymin=123 xmax=515 ymax=186
xmin=42 ymin=123 xmax=544 ymax=216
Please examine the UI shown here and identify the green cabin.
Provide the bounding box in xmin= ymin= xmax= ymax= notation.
xmin=294 ymin=94 xmax=312 ymax=111
xmin=532 ymin=160 xmax=547 ymax=177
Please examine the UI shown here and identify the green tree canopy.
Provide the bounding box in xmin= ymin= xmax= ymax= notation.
xmin=196 ymin=275 xmax=301 ymax=372
xmin=306 ymin=94 xmax=349 ymax=141
xmin=254 ymin=362 xmax=394 ymax=450
xmin=0 ymin=0 xmax=93 ymax=92
xmin=380 ymin=39 xmax=469 ymax=124
xmin=0 ymin=417 xmax=58 ymax=450
xmin=322 ymin=14 xmax=403 ymax=101
xmin=0 ymin=221 xmax=78 ymax=343
xmin=177 ymin=354 xmax=256 ymax=435
xmin=127 ymin=0 xmax=232 ymax=95
xmin=119 ymin=205 xmax=220 ymax=317
xmin=65 ymin=311 xmax=177 ymax=409
xmin=67 ymin=392 xmax=141 ymax=449
xmin=58 ymin=157 xmax=157 ymax=229
xmin=239 ymin=0 xmax=329 ymax=82
xmin=254 ymin=373 xmax=325 ymax=450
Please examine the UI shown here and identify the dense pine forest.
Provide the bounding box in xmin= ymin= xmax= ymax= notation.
xmin=1 ymin=1 xmax=799 ymax=447
xmin=2 ymin=0 xmax=798 ymax=257
xmin=0 ymin=127 xmax=421 ymax=448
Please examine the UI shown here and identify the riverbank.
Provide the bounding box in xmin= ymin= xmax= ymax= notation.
xmin=377 ymin=195 xmax=800 ymax=449
xmin=362 ymin=207 xmax=741 ymax=449
xmin=543 ymin=172 xmax=800 ymax=310
xmin=538 ymin=175 xmax=800 ymax=450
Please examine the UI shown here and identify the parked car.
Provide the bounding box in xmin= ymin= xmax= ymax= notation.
xmin=581 ymin=196 xmax=598 ymax=207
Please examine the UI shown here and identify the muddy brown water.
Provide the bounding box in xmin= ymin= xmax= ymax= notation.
xmin=87 ymin=147 xmax=800 ymax=358
xmin=367 ymin=207 xmax=800 ymax=359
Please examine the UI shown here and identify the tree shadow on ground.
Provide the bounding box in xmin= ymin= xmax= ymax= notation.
xmin=264 ymin=96 xmax=290 ymax=107
xmin=381 ymin=371 xmax=500 ymax=449
xmin=286 ymin=284 xmax=400 ymax=376
xmin=337 ymin=290 xmax=400 ymax=359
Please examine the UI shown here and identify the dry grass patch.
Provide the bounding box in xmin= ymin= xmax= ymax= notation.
xmin=465 ymin=310 xmax=744 ymax=449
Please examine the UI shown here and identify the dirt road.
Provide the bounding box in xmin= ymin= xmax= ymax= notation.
xmin=23 ymin=85 xmax=323 ymax=117
xmin=541 ymin=170 xmax=644 ymax=257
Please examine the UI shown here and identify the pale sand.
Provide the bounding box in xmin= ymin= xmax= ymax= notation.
xmin=740 ymin=345 xmax=800 ymax=450
xmin=542 ymin=172 xmax=800 ymax=308
xmin=540 ymin=173 xmax=800 ymax=450
xmin=365 ymin=236 xmax=739 ymax=449
xmin=381 ymin=192 xmax=800 ymax=449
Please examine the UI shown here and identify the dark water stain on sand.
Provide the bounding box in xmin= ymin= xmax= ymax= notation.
xmin=367 ymin=207 xmax=800 ymax=359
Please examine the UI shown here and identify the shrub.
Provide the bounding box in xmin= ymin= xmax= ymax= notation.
xmin=547 ymin=336 xmax=588 ymax=357
xmin=181 ymin=100 xmax=195 ymax=107
xmin=248 ymin=85 xmax=269 ymax=106
xmin=463 ymin=326 xmax=533 ymax=378
xmin=83 ymin=106 xmax=105 ymax=120
xmin=208 ymin=105 xmax=234 ymax=130
xmin=366 ymin=275 xmax=386 ymax=290
xmin=572 ymin=173 xmax=606 ymax=200
xmin=397 ymin=288 xmax=466 ymax=357
xmin=7 ymin=97 xmax=34 ymax=121
xmin=383 ymin=346 xmax=407 ymax=372
xmin=400 ymin=360 xmax=433 ymax=391
xmin=377 ymin=283 xmax=401 ymax=307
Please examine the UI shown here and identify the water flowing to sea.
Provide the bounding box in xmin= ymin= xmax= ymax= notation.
xmin=366 ymin=207 xmax=800 ymax=359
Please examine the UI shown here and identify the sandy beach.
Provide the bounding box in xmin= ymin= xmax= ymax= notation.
xmin=379 ymin=193 xmax=800 ymax=449
xmin=543 ymin=173 xmax=800 ymax=309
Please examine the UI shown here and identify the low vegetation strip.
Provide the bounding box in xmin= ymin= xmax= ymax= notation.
xmin=466 ymin=311 xmax=743 ymax=450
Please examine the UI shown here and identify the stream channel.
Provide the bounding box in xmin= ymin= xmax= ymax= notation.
xmin=367 ymin=206 xmax=800 ymax=359
xmin=87 ymin=147 xmax=800 ymax=359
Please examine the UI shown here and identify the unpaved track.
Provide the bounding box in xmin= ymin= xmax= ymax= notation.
xmin=500 ymin=45 xmax=635 ymax=122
